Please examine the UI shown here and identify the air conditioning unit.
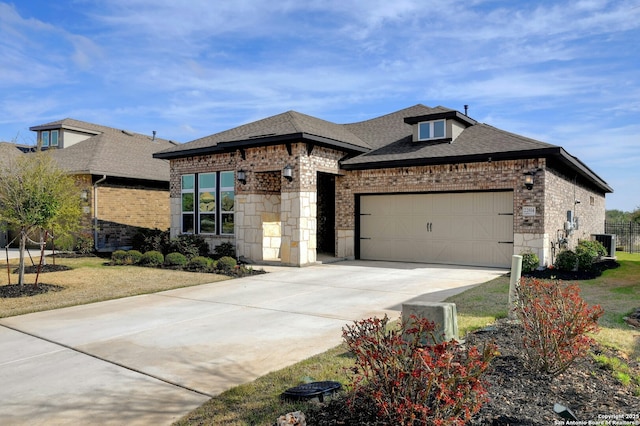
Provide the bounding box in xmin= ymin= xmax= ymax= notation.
xmin=592 ymin=234 xmax=616 ymax=258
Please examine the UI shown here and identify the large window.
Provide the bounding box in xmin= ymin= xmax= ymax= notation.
xmin=182 ymin=171 xmax=234 ymax=235
xmin=418 ymin=120 xmax=446 ymax=141
xmin=41 ymin=131 xmax=50 ymax=147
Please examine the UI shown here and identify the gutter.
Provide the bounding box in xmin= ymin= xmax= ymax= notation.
xmin=93 ymin=175 xmax=107 ymax=251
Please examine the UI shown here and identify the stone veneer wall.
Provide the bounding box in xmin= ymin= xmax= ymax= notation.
xmin=169 ymin=142 xmax=344 ymax=265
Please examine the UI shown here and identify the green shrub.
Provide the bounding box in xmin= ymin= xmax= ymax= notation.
xmin=554 ymin=250 xmax=577 ymax=271
xmin=74 ymin=233 xmax=94 ymax=255
xmin=576 ymin=240 xmax=607 ymax=271
xmin=169 ymin=235 xmax=210 ymax=259
xmin=140 ymin=250 xmax=164 ymax=267
xmin=521 ymin=251 xmax=539 ymax=273
xmin=217 ymin=256 xmax=237 ymax=273
xmin=214 ymin=242 xmax=236 ymax=259
xmin=164 ymin=252 xmax=187 ymax=267
xmin=111 ymin=249 xmax=142 ymax=265
xmin=187 ymin=256 xmax=213 ymax=271
xmin=54 ymin=234 xmax=75 ymax=251
xmin=132 ymin=229 xmax=170 ymax=254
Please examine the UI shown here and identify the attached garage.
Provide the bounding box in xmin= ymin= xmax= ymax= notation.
xmin=358 ymin=191 xmax=514 ymax=268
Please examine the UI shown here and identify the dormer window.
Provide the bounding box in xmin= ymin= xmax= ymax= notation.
xmin=418 ymin=120 xmax=446 ymax=141
xmin=40 ymin=130 xmax=59 ymax=148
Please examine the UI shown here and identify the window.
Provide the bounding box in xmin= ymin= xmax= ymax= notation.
xmin=198 ymin=173 xmax=216 ymax=234
xmin=182 ymin=171 xmax=235 ymax=235
xmin=220 ymin=171 xmax=235 ymax=235
xmin=418 ymin=120 xmax=446 ymax=141
xmin=181 ymin=175 xmax=195 ymax=233
xmin=41 ymin=131 xmax=50 ymax=147
xmin=51 ymin=130 xmax=59 ymax=147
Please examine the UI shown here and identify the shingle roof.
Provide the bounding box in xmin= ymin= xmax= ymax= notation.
xmin=155 ymin=110 xmax=370 ymax=158
xmin=340 ymin=122 xmax=559 ymax=167
xmin=154 ymin=104 xmax=611 ymax=192
xmin=0 ymin=142 xmax=26 ymax=167
xmin=33 ymin=118 xmax=178 ymax=182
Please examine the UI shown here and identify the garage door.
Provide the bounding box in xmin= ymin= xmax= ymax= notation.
xmin=359 ymin=191 xmax=513 ymax=268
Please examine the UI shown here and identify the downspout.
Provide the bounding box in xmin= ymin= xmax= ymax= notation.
xmin=93 ymin=175 xmax=107 ymax=251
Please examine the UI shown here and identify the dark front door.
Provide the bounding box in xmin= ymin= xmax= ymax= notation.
xmin=317 ymin=172 xmax=336 ymax=254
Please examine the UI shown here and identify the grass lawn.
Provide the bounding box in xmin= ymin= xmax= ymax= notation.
xmin=0 ymin=255 xmax=228 ymax=318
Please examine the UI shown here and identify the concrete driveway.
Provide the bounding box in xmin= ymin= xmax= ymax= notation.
xmin=0 ymin=260 xmax=506 ymax=425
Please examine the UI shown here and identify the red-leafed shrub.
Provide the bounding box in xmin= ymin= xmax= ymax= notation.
xmin=342 ymin=315 xmax=496 ymax=426
xmin=515 ymin=278 xmax=603 ymax=376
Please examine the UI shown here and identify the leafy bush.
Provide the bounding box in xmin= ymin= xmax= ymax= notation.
xmin=74 ymin=233 xmax=94 ymax=255
xmin=554 ymin=250 xmax=577 ymax=271
xmin=342 ymin=315 xmax=496 ymax=425
xmin=576 ymin=240 xmax=607 ymax=272
xmin=521 ymin=251 xmax=539 ymax=273
xmin=132 ymin=229 xmax=170 ymax=254
xmin=164 ymin=252 xmax=187 ymax=267
xmin=217 ymin=256 xmax=237 ymax=273
xmin=214 ymin=242 xmax=236 ymax=259
xmin=186 ymin=256 xmax=213 ymax=271
xmin=515 ymin=278 xmax=603 ymax=376
xmin=140 ymin=250 xmax=164 ymax=267
xmin=111 ymin=249 xmax=142 ymax=265
xmin=169 ymin=235 xmax=210 ymax=259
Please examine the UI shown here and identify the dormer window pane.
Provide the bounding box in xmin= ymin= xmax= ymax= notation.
xmin=42 ymin=131 xmax=50 ymax=147
xmin=51 ymin=130 xmax=59 ymax=146
xmin=418 ymin=120 xmax=445 ymax=140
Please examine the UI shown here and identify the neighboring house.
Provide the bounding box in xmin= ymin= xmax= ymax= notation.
xmin=154 ymin=104 xmax=612 ymax=268
xmin=28 ymin=119 xmax=178 ymax=251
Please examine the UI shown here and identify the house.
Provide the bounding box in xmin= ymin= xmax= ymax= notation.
xmin=28 ymin=119 xmax=178 ymax=251
xmin=154 ymin=104 xmax=613 ymax=268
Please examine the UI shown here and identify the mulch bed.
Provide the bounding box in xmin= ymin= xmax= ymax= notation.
xmin=0 ymin=283 xmax=64 ymax=298
xmin=524 ymin=258 xmax=620 ymax=281
xmin=303 ymin=319 xmax=640 ymax=425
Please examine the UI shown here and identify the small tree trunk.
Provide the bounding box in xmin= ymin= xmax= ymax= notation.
xmin=18 ymin=230 xmax=27 ymax=287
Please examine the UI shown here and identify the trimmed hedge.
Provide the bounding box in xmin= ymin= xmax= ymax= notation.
xmin=111 ymin=249 xmax=143 ymax=265
xmin=164 ymin=252 xmax=187 ymax=267
xmin=140 ymin=250 xmax=164 ymax=267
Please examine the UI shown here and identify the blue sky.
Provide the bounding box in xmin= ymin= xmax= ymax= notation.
xmin=1 ymin=1 xmax=638 ymax=211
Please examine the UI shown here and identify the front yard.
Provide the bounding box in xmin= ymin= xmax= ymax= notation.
xmin=0 ymin=255 xmax=228 ymax=318
xmin=1 ymin=252 xmax=638 ymax=424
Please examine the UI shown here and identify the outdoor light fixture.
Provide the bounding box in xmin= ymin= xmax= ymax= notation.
xmin=524 ymin=171 xmax=535 ymax=190
xmin=237 ymin=169 xmax=246 ymax=185
xmin=283 ymin=165 xmax=293 ymax=182
xmin=80 ymin=189 xmax=90 ymax=201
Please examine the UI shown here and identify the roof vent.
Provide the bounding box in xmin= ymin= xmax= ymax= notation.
xmin=152 ymin=130 xmax=156 ymax=141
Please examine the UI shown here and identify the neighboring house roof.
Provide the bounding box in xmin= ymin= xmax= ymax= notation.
xmin=0 ymin=142 xmax=30 ymax=167
xmin=33 ymin=118 xmax=178 ymax=182
xmin=154 ymin=104 xmax=612 ymax=193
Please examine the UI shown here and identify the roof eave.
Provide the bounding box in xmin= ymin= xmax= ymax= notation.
xmin=154 ymin=133 xmax=369 ymax=159
xmin=340 ymin=147 xmax=613 ymax=193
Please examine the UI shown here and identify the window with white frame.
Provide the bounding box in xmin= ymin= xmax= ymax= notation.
xmin=418 ymin=120 xmax=446 ymax=141
xmin=51 ymin=130 xmax=59 ymax=147
xmin=41 ymin=131 xmax=50 ymax=147
xmin=182 ymin=171 xmax=235 ymax=235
